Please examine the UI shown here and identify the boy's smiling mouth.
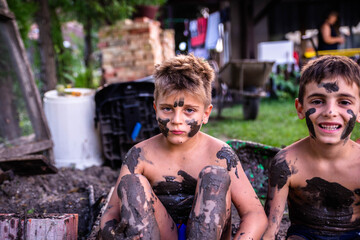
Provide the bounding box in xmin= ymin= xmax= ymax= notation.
xmin=319 ymin=123 xmax=341 ymax=131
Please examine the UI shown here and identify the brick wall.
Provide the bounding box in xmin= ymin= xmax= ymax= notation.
xmin=98 ymin=17 xmax=175 ymax=85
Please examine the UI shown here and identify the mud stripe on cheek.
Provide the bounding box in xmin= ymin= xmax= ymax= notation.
xmin=158 ymin=118 xmax=170 ymax=137
xmin=341 ymin=109 xmax=356 ymax=140
xmin=186 ymin=119 xmax=201 ymax=137
xmin=306 ymin=108 xmax=316 ymax=138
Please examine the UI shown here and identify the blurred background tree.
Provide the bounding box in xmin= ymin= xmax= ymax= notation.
xmin=8 ymin=0 xmax=141 ymax=93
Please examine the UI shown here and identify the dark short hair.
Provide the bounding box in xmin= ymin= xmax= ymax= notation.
xmin=153 ymin=54 xmax=214 ymax=107
xmin=298 ymin=55 xmax=360 ymax=104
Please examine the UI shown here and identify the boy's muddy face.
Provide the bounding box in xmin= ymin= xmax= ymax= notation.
xmin=297 ymin=78 xmax=360 ymax=145
xmin=155 ymin=91 xmax=212 ymax=144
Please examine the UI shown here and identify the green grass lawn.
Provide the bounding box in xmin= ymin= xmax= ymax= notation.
xmin=202 ymin=99 xmax=360 ymax=148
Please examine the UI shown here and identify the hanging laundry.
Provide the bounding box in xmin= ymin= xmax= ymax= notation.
xmin=190 ymin=17 xmax=207 ymax=48
xmin=189 ymin=19 xmax=198 ymax=39
xmin=205 ymin=11 xmax=220 ymax=50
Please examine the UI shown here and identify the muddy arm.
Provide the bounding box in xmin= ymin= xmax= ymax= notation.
xmin=229 ymin=153 xmax=268 ymax=240
xmin=100 ymin=146 xmax=145 ymax=239
xmin=262 ymin=150 xmax=291 ymax=240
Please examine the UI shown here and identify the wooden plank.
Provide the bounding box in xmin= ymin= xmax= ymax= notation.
xmin=0 ymin=214 xmax=78 ymax=240
xmin=0 ymin=154 xmax=57 ymax=175
xmin=0 ymin=1 xmax=54 ymax=164
xmin=0 ymin=134 xmax=36 ymax=148
xmin=0 ymin=8 xmax=14 ymax=20
xmin=0 ymin=139 xmax=53 ymax=159
xmin=2 ymin=20 xmax=50 ymax=140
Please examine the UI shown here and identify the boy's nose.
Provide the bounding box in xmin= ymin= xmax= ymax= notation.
xmin=323 ymin=102 xmax=338 ymax=117
xmin=171 ymin=110 xmax=183 ymax=124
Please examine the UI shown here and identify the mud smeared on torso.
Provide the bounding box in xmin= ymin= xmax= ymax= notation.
xmin=152 ymin=170 xmax=197 ymax=223
xmin=288 ymin=177 xmax=360 ymax=234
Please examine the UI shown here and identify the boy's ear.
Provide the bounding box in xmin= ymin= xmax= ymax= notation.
xmin=153 ymin=101 xmax=157 ymax=112
xmin=295 ymin=98 xmax=305 ymax=120
xmin=202 ymin=104 xmax=213 ymax=124
xmin=357 ymin=106 xmax=360 ymax=123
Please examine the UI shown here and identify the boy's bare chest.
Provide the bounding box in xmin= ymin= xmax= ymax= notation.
xmin=287 ymin=161 xmax=360 ymax=229
xmin=290 ymin=158 xmax=360 ymax=191
xmin=143 ymin=154 xmax=216 ymax=187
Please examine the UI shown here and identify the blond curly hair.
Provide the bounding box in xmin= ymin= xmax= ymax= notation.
xmin=153 ymin=54 xmax=214 ymax=107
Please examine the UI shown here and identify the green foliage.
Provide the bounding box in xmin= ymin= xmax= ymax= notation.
xmin=73 ymin=67 xmax=96 ymax=88
xmin=7 ymin=0 xmax=38 ymax=45
xmin=134 ymin=0 xmax=167 ymax=6
xmin=27 ymin=208 xmax=35 ymax=214
xmin=270 ymin=65 xmax=300 ymax=100
xmin=68 ymin=0 xmax=137 ymax=26
xmin=203 ymin=99 xmax=360 ymax=147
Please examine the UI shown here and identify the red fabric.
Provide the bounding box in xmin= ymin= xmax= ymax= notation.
xmin=293 ymin=51 xmax=299 ymax=66
xmin=191 ymin=17 xmax=207 ymax=47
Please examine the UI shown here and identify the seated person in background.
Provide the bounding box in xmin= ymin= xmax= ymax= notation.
xmin=100 ymin=54 xmax=267 ymax=240
xmin=318 ymin=10 xmax=345 ymax=51
xmin=263 ymin=55 xmax=360 ymax=240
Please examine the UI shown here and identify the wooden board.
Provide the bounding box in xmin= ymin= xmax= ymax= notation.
xmin=0 ymin=0 xmax=55 ymax=170
xmin=0 ymin=154 xmax=57 ymax=175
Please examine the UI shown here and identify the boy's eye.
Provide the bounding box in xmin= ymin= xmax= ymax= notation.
xmin=162 ymin=107 xmax=172 ymax=112
xmin=185 ymin=108 xmax=195 ymax=113
xmin=339 ymin=100 xmax=351 ymax=106
xmin=311 ymin=99 xmax=323 ymax=105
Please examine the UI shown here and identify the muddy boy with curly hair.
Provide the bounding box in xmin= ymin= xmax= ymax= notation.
xmin=100 ymin=54 xmax=267 ymax=240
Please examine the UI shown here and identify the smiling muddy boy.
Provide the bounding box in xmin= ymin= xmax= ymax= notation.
xmin=100 ymin=54 xmax=267 ymax=240
xmin=263 ymin=55 xmax=360 ymax=240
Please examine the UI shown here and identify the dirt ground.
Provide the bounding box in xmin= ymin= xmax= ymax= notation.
xmin=0 ymin=166 xmax=119 ymax=239
xmin=0 ymin=166 xmax=290 ymax=239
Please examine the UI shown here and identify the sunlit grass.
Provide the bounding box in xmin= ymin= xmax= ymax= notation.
xmin=202 ymin=99 xmax=360 ymax=148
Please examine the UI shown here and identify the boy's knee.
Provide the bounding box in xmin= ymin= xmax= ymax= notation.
xmin=119 ymin=173 xmax=147 ymax=184
xmin=198 ymin=165 xmax=231 ymax=194
xmin=199 ymin=165 xmax=230 ymax=183
xmin=117 ymin=174 xmax=149 ymax=199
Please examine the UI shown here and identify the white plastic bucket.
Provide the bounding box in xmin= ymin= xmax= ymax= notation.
xmin=43 ymin=88 xmax=102 ymax=169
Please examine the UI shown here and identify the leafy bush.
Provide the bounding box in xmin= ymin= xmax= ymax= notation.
xmin=270 ymin=64 xmax=300 ymax=100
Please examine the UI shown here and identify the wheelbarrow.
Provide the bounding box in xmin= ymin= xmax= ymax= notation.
xmin=227 ymin=139 xmax=280 ymax=199
xmin=215 ymin=60 xmax=274 ymax=120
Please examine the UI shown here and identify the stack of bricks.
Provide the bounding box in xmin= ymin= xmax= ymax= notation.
xmin=98 ymin=17 xmax=175 ymax=84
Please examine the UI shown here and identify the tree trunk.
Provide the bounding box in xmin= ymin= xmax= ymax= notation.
xmin=35 ymin=0 xmax=57 ymax=93
xmin=84 ymin=16 xmax=93 ymax=88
